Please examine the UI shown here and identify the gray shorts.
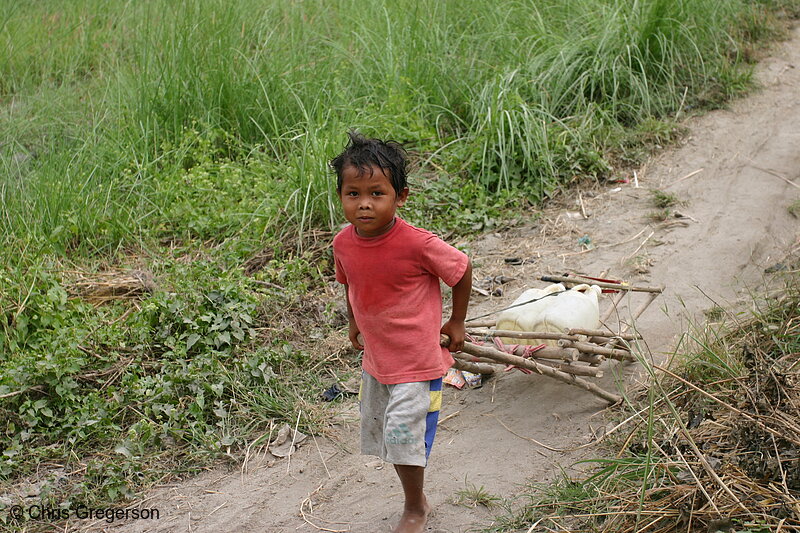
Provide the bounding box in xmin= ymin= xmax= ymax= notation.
xmin=359 ymin=371 xmax=443 ymax=467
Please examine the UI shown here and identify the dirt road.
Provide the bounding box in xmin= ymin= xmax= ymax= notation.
xmin=97 ymin=25 xmax=800 ymax=533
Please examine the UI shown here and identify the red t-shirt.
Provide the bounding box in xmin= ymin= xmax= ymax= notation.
xmin=333 ymin=217 xmax=468 ymax=384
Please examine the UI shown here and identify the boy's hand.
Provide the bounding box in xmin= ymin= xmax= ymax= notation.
xmin=440 ymin=319 xmax=465 ymax=352
xmin=442 ymin=259 xmax=471 ymax=353
xmin=348 ymin=319 xmax=364 ymax=350
xmin=344 ymin=284 xmax=363 ymax=350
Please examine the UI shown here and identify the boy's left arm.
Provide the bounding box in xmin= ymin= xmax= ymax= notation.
xmin=440 ymin=260 xmax=472 ymax=352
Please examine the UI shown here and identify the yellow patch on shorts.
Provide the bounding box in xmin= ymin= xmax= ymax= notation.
xmin=428 ymin=390 xmax=442 ymax=412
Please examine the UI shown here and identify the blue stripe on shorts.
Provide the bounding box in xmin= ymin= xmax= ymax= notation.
xmin=424 ymin=377 xmax=442 ymax=459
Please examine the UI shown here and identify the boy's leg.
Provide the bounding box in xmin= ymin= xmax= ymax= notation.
xmin=393 ymin=464 xmax=429 ymax=533
xmin=360 ymin=373 xmax=442 ymax=532
xmin=385 ymin=378 xmax=441 ymax=532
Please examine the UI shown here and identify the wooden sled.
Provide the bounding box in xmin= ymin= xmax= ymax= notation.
xmin=443 ymin=273 xmax=663 ymax=405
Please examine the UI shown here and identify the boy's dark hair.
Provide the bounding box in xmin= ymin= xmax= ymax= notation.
xmin=331 ymin=131 xmax=408 ymax=195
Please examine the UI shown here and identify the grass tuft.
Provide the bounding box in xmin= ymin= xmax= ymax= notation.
xmin=650 ymin=189 xmax=681 ymax=209
xmin=789 ymin=197 xmax=800 ymax=218
xmin=453 ymin=482 xmax=501 ymax=509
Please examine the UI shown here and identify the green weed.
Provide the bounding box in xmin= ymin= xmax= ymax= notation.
xmin=453 ymin=483 xmax=501 ymax=509
xmin=650 ymin=189 xmax=681 ymax=209
xmin=788 ymin=198 xmax=800 ymax=218
xmin=647 ymin=208 xmax=672 ymax=222
xmin=0 ymin=259 xmax=334 ymax=518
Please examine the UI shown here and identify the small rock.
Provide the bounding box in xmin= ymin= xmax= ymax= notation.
xmin=765 ymin=262 xmax=787 ymax=273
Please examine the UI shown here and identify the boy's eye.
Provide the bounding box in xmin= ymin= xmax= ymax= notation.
xmin=347 ymin=191 xmax=358 ymax=196
xmin=371 ymin=191 xmax=384 ymax=196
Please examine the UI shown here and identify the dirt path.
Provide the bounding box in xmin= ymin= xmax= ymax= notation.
xmin=94 ymin=25 xmax=800 ymax=533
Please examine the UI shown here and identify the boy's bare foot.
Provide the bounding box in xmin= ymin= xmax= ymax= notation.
xmin=393 ymin=497 xmax=431 ymax=533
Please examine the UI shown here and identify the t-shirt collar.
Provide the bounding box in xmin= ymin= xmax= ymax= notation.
xmin=352 ymin=216 xmax=403 ymax=244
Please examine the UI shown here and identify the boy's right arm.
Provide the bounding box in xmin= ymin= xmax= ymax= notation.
xmin=344 ymin=284 xmax=364 ymax=350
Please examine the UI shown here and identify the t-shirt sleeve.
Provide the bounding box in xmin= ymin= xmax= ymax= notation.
xmin=333 ymin=248 xmax=347 ymax=284
xmin=419 ymin=233 xmax=469 ymax=287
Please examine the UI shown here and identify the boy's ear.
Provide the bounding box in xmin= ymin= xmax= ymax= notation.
xmin=396 ymin=187 xmax=409 ymax=206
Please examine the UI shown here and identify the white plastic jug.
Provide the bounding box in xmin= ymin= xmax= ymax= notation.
xmin=496 ymin=283 xmax=565 ymax=343
xmin=496 ymin=283 xmax=601 ymax=346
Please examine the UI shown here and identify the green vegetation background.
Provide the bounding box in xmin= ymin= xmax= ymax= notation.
xmin=1 ymin=0 xmax=797 ymax=521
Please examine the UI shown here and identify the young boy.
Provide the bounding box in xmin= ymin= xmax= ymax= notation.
xmin=331 ymin=132 xmax=472 ymax=533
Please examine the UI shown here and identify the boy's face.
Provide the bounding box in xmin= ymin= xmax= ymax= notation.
xmin=339 ymin=164 xmax=409 ymax=238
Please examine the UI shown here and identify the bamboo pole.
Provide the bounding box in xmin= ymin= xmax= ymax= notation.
xmin=558 ymin=339 xmax=636 ymax=362
xmin=451 ymin=358 xmax=496 ymax=375
xmin=442 ymin=336 xmax=622 ymax=404
xmin=540 ymin=275 xmax=663 ymax=293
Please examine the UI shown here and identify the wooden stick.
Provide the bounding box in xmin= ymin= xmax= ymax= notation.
xmin=540 ymin=275 xmax=663 ymax=293
xmin=559 ymin=227 xmax=648 ymax=258
xmin=628 ymin=291 xmax=661 ymax=329
xmin=749 ymin=164 xmax=800 ymax=190
xmin=452 ymin=352 xmax=500 ymax=365
xmin=589 ymin=335 xmax=629 ymax=346
xmin=451 ymin=358 xmax=496 ymax=375
xmin=669 ymin=168 xmax=704 ymax=186
xmin=536 ymin=360 xmax=603 ymax=378
xmin=514 ymin=344 xmax=579 ymax=361
xmin=578 ymin=191 xmax=588 ymax=219
xmin=498 ymin=330 xmax=574 ymax=341
xmin=577 ymin=353 xmax=605 ymax=365
xmin=479 ymin=329 xmax=577 ymax=341
xmin=621 ymin=231 xmax=654 ymax=265
xmin=601 ymin=290 xmax=662 ymax=351
xmin=483 ymin=344 xmax=580 ymax=362
xmin=567 ymin=328 xmax=641 ymax=341
xmin=558 ymin=339 xmax=636 ymax=361
xmin=444 ymin=337 xmax=622 ymax=404
xmin=456 ymin=349 xmax=579 ymax=364
xmin=0 ymin=385 xmax=45 ymax=399
xmin=610 ymin=290 xmax=661 ymax=339
xmin=599 ymin=290 xmax=627 ymax=323
xmin=470 ymin=328 xmax=630 ymax=353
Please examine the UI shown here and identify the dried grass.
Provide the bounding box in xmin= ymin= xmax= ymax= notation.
xmin=67 ymin=268 xmax=156 ymax=304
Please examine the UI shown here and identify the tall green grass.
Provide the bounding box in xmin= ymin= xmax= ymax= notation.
xmin=1 ymin=0 xmax=786 ymax=259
